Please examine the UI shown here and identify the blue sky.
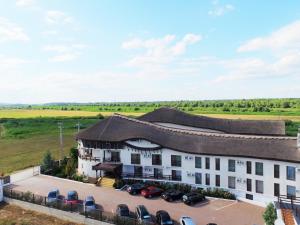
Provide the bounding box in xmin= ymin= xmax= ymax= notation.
xmin=0 ymin=0 xmax=300 ymax=103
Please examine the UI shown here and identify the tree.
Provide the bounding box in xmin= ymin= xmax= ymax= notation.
xmin=65 ymin=158 xmax=76 ymax=177
xmin=42 ymin=150 xmax=54 ymax=171
xmin=69 ymin=147 xmax=78 ymax=163
xmin=263 ymin=203 xmax=277 ymax=225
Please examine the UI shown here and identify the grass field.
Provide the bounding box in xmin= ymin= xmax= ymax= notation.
xmin=0 ymin=109 xmax=299 ymax=175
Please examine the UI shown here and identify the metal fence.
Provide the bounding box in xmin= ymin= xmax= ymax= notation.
xmin=3 ymin=188 xmax=155 ymax=225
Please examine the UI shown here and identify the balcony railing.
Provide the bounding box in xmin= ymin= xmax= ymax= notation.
xmin=103 ymin=158 xmax=121 ymax=163
xmin=78 ymin=154 xmax=101 ymax=161
xmin=122 ymin=173 xmax=181 ymax=181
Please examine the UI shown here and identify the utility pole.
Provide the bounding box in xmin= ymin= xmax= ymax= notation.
xmin=76 ymin=121 xmax=81 ymax=133
xmin=58 ymin=122 xmax=64 ymax=165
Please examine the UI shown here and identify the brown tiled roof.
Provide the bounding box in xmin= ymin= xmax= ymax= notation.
xmin=76 ymin=114 xmax=299 ymax=163
xmin=138 ymin=107 xmax=286 ymax=136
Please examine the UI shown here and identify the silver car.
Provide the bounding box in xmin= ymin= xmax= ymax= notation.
xmin=179 ymin=216 xmax=196 ymax=225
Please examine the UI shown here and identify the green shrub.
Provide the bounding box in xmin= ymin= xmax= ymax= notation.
xmin=263 ymin=203 xmax=277 ymax=225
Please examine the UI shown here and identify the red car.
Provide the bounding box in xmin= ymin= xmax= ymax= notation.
xmin=64 ymin=190 xmax=80 ymax=204
xmin=141 ymin=186 xmax=164 ymax=198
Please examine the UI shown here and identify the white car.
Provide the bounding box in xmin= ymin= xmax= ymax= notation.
xmin=180 ymin=216 xmax=196 ymax=225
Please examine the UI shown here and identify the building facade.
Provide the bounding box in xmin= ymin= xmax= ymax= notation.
xmin=76 ymin=107 xmax=300 ymax=205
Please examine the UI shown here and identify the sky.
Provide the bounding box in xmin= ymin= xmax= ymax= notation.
xmin=0 ymin=0 xmax=300 ymax=104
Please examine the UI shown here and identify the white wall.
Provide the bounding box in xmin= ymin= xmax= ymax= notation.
xmin=0 ymin=179 xmax=3 ymax=202
xmin=78 ymin=139 xmax=300 ymax=206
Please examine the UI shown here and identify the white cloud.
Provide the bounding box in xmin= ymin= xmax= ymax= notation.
xmin=45 ymin=10 xmax=73 ymax=25
xmin=43 ymin=44 xmax=87 ymax=62
xmin=41 ymin=30 xmax=58 ymax=36
xmin=15 ymin=0 xmax=35 ymax=7
xmin=208 ymin=3 xmax=234 ymax=17
xmin=122 ymin=33 xmax=201 ymax=68
xmin=0 ymin=54 xmax=33 ymax=67
xmin=0 ymin=17 xmax=29 ymax=42
xmin=238 ymin=20 xmax=300 ymax=52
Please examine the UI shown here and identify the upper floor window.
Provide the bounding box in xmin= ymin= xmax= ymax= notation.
xmin=287 ymin=166 xmax=296 ymax=181
xmin=215 ymin=158 xmax=220 ymax=171
xmin=195 ymin=157 xmax=202 ymax=168
xmin=171 ymin=155 xmax=182 ymax=167
xmin=228 ymin=159 xmax=235 ymax=172
xmin=246 ymin=161 xmax=252 ymax=174
xmin=247 ymin=179 xmax=252 ymax=192
xmin=205 ymin=157 xmax=210 ymax=169
xmin=152 ymin=154 xmax=162 ymax=165
xmin=274 ymin=164 xmax=280 ymax=178
xmin=131 ymin=153 xmax=140 ymax=164
xmin=255 ymin=162 xmax=263 ymax=176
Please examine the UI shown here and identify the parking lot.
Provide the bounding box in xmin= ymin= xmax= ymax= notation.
xmin=7 ymin=175 xmax=265 ymax=225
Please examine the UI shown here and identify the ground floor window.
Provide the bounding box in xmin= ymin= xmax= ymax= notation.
xmin=228 ymin=176 xmax=236 ymax=189
xmin=287 ymin=185 xmax=296 ymax=199
xmin=215 ymin=175 xmax=220 ymax=187
xmin=205 ymin=173 xmax=210 ymax=185
xmin=274 ymin=183 xmax=280 ymax=197
xmin=195 ymin=172 xmax=202 ymax=184
xmin=255 ymin=180 xmax=264 ymax=194
xmin=247 ymin=179 xmax=252 ymax=192
xmin=171 ymin=170 xmax=182 ymax=181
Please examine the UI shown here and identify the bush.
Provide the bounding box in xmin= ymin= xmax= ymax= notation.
xmin=263 ymin=203 xmax=277 ymax=225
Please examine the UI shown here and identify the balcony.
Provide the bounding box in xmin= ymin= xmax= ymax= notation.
xmin=122 ymin=173 xmax=181 ymax=182
xmin=103 ymin=157 xmax=121 ymax=163
xmin=78 ymin=154 xmax=101 ymax=161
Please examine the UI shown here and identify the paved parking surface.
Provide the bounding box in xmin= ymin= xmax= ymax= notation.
xmin=7 ymin=175 xmax=265 ymax=225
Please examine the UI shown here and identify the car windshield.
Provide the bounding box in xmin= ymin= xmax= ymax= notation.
xmin=48 ymin=192 xmax=57 ymax=198
xmin=120 ymin=209 xmax=129 ymax=216
xmin=67 ymin=193 xmax=77 ymax=200
xmin=143 ymin=215 xmax=151 ymax=219
xmin=85 ymin=200 xmax=94 ymax=206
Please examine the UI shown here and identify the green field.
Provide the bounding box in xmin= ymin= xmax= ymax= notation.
xmin=1 ymin=100 xmax=300 ymax=174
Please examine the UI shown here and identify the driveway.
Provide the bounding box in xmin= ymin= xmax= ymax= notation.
xmin=7 ymin=175 xmax=265 ymax=225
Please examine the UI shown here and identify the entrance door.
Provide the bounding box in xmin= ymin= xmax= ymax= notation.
xmin=154 ymin=168 xmax=163 ymax=179
xmin=134 ymin=166 xmax=143 ymax=178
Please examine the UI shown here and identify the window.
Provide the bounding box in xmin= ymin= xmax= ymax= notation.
xmin=171 ymin=170 xmax=182 ymax=181
xmin=215 ymin=175 xmax=220 ymax=187
xmin=256 ymin=180 xmax=264 ymax=194
xmin=228 ymin=159 xmax=235 ymax=172
xmin=287 ymin=185 xmax=296 ymax=199
xmin=205 ymin=173 xmax=210 ymax=185
xmin=255 ymin=162 xmax=263 ymax=176
xmin=247 ymin=179 xmax=252 ymax=192
xmin=274 ymin=183 xmax=280 ymax=197
xmin=195 ymin=172 xmax=202 ymax=184
xmin=131 ymin=153 xmax=140 ymax=164
xmin=171 ymin=155 xmax=182 ymax=167
xmin=205 ymin=157 xmax=210 ymax=169
xmin=246 ymin=161 xmax=252 ymax=174
xmin=274 ymin=165 xmax=280 ymax=178
xmin=287 ymin=166 xmax=296 ymax=181
xmin=152 ymin=154 xmax=162 ymax=165
xmin=215 ymin=158 xmax=220 ymax=171
xmin=195 ymin=157 xmax=202 ymax=168
xmin=228 ymin=176 xmax=236 ymax=189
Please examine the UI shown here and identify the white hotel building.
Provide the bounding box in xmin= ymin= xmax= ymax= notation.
xmin=76 ymin=107 xmax=300 ymax=205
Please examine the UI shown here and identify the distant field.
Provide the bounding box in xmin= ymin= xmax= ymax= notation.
xmin=0 ymin=109 xmax=300 ymax=121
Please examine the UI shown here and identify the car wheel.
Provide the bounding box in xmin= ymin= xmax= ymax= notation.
xmin=149 ymin=195 xmax=152 ymax=198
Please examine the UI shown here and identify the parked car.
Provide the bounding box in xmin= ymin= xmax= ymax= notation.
xmin=64 ymin=190 xmax=80 ymax=204
xmin=156 ymin=210 xmax=173 ymax=225
xmin=141 ymin=186 xmax=164 ymax=198
xmin=116 ymin=204 xmax=130 ymax=217
xmin=46 ymin=188 xmax=61 ymax=204
xmin=161 ymin=189 xmax=184 ymax=202
xmin=127 ymin=183 xmax=146 ymax=195
xmin=182 ymin=192 xmax=205 ymax=205
xmin=136 ymin=205 xmax=152 ymax=224
xmin=179 ymin=216 xmax=196 ymax=225
xmin=84 ymin=196 xmax=97 ymax=212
